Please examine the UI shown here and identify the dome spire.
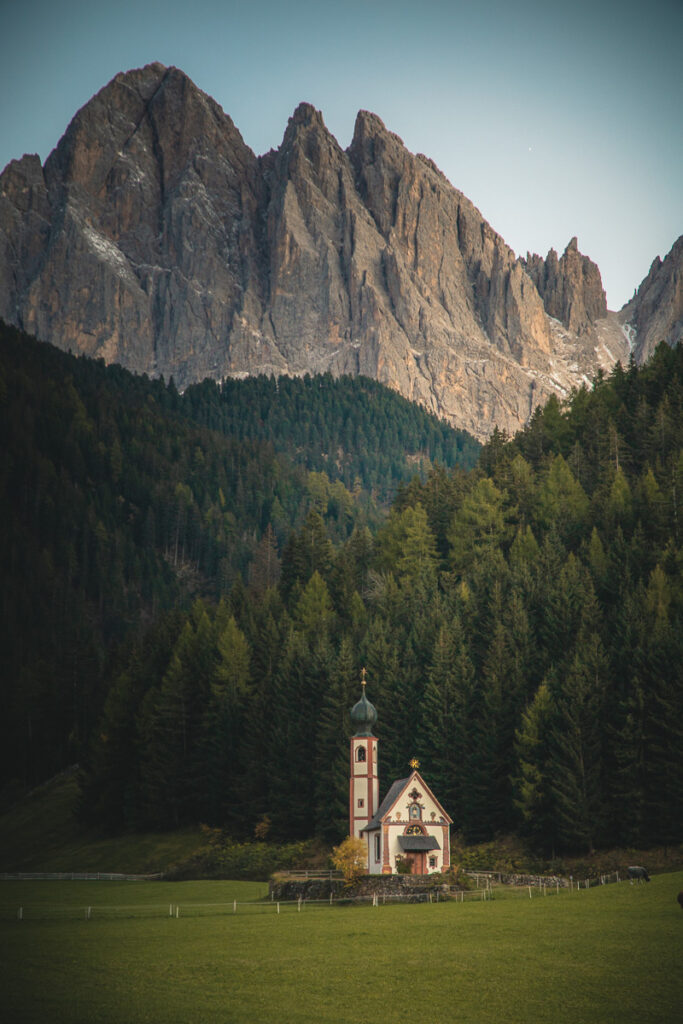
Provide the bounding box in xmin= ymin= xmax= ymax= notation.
xmin=350 ymin=668 xmax=377 ymax=737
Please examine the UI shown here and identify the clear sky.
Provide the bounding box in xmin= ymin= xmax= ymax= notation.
xmin=1 ymin=0 xmax=681 ymax=309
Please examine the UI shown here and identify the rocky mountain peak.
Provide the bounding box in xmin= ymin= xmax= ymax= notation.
xmin=522 ymin=237 xmax=607 ymax=334
xmin=288 ymin=102 xmax=326 ymax=130
xmin=352 ymin=109 xmax=391 ymax=141
xmin=1 ymin=65 xmax=663 ymax=440
xmin=620 ymin=235 xmax=683 ymax=362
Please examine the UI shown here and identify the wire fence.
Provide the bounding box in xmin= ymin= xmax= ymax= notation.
xmin=4 ymin=879 xmax=627 ymax=923
xmin=463 ymin=870 xmax=623 ymax=892
xmin=0 ymin=872 xmax=163 ymax=881
xmin=1 ymin=870 xmax=628 ymax=923
xmin=3 ymin=891 xmax=492 ymax=923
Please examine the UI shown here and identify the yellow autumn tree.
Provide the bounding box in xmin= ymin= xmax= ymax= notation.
xmin=331 ymin=836 xmax=367 ymax=885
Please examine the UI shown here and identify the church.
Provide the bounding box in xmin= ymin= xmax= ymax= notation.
xmin=349 ymin=675 xmax=452 ymax=875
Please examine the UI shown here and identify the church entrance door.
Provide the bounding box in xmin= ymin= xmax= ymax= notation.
xmin=407 ymin=852 xmax=425 ymax=875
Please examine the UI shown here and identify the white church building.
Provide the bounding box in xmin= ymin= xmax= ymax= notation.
xmin=349 ymin=676 xmax=452 ymax=875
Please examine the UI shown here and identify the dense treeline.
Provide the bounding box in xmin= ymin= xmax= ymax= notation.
xmin=0 ymin=323 xmax=475 ymax=797
xmin=81 ymin=344 xmax=682 ymax=854
xmin=181 ymin=374 xmax=480 ymax=500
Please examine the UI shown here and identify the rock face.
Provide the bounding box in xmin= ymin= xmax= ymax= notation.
xmin=0 ymin=63 xmax=646 ymax=439
xmin=522 ymin=238 xmax=607 ymax=335
xmin=619 ymin=235 xmax=683 ymax=363
xmin=0 ymin=64 xmax=266 ymax=383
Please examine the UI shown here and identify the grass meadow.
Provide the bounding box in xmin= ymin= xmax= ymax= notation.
xmin=1 ymin=873 xmax=681 ymax=1023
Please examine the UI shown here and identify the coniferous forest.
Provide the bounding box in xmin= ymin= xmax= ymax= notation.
xmin=1 ymin=321 xmax=681 ymax=855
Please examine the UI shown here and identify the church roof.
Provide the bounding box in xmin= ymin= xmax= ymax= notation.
xmin=360 ymin=770 xmax=453 ymax=832
xmin=360 ymin=777 xmax=409 ymax=832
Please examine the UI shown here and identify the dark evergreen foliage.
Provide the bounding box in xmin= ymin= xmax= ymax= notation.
xmin=81 ymin=344 xmax=681 ymax=852
xmin=3 ymin=319 xmax=681 ymax=854
xmin=182 ymin=373 xmax=480 ymax=501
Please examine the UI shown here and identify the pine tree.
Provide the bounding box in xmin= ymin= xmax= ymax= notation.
xmin=363 ymin=617 xmax=404 ymax=785
xmin=448 ymin=477 xmax=511 ymax=577
xmin=314 ymin=637 xmax=356 ymax=842
xmin=266 ymin=627 xmax=326 ymax=840
xmin=248 ymin=523 xmax=281 ymax=595
xmin=417 ymin=622 xmax=467 ymax=825
xmin=548 ymin=632 xmax=608 ymax=852
xmin=513 ymin=680 xmax=559 ymax=855
xmin=639 ymin=567 xmax=683 ymax=844
xmin=202 ymin=610 xmax=251 ymax=827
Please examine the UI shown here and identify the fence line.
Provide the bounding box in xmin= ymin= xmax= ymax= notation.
xmin=2 ymin=870 xmax=625 ymax=887
xmin=463 ymin=870 xmax=622 ymax=890
xmin=4 ymin=874 xmax=633 ymax=923
xmin=4 ymin=891 xmax=492 ymax=922
xmin=0 ymin=872 xmax=163 ymax=882
xmin=275 ymin=870 xmax=343 ymax=880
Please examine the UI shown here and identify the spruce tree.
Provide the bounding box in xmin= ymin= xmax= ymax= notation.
xmin=513 ymin=680 xmax=558 ymax=855
xmin=314 ymin=637 xmax=356 ymax=842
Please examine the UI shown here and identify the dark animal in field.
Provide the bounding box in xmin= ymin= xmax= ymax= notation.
xmin=627 ymin=866 xmax=650 ymax=883
xmin=677 ymin=891 xmax=683 ymax=910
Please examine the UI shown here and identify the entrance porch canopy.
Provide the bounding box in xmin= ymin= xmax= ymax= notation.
xmin=397 ymin=835 xmax=440 ymax=852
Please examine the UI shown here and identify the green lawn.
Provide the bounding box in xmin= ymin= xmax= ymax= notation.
xmin=1 ymin=874 xmax=681 ymax=1023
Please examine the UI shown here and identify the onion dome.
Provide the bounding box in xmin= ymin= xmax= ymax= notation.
xmin=350 ymin=671 xmax=377 ymax=737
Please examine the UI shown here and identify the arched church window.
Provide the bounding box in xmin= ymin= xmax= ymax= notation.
xmin=409 ymin=803 xmax=421 ymax=820
xmin=356 ymin=746 xmax=366 ymax=763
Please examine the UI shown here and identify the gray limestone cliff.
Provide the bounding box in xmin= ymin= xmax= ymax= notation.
xmin=619 ymin=236 xmax=683 ymax=363
xmin=0 ymin=64 xmax=653 ymax=440
xmin=522 ymin=238 xmax=607 ymax=335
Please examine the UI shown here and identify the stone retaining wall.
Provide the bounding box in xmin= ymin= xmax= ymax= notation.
xmin=269 ymin=874 xmax=452 ymax=901
xmin=465 ymin=871 xmax=569 ymax=888
xmin=270 ymin=871 xmax=573 ymax=900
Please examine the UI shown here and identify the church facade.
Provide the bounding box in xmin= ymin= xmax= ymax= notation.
xmin=349 ymin=678 xmax=452 ymax=875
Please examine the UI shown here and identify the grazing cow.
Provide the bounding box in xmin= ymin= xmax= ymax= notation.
xmin=627 ymin=865 xmax=650 ymax=883
xmin=677 ymin=891 xmax=683 ymax=910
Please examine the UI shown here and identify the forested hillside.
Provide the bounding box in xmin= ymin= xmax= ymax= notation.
xmin=182 ymin=375 xmax=480 ymax=501
xmin=81 ymin=344 xmax=683 ymax=854
xmin=2 ymin=322 xmax=681 ymax=855
xmin=0 ymin=323 xmax=475 ymax=798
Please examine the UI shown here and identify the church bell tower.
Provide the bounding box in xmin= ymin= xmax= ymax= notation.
xmin=349 ymin=671 xmax=379 ymax=838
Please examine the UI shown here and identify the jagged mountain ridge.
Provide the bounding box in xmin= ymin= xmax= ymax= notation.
xmin=619 ymin=235 xmax=683 ymax=364
xmin=0 ymin=63 xmax=680 ymax=439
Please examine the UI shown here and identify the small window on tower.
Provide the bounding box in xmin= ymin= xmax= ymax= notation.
xmin=357 ymin=798 xmax=364 ymax=808
xmin=429 ymin=856 xmax=437 ymax=869
xmin=356 ymin=746 xmax=366 ymax=762
xmin=375 ymin=834 xmax=381 ymax=861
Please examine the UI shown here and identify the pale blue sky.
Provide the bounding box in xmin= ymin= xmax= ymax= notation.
xmin=1 ymin=0 xmax=681 ymax=308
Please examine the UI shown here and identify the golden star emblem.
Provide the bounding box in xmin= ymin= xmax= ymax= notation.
xmin=409 ymin=758 xmax=420 ymax=770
